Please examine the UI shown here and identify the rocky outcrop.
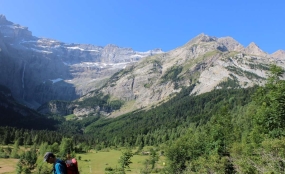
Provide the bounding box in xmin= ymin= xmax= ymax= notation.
xmin=271 ymin=50 xmax=285 ymax=60
xmin=217 ymin=37 xmax=244 ymax=52
xmin=0 ymin=15 xmax=32 ymax=41
xmin=0 ymin=84 xmax=41 ymax=118
xmin=73 ymin=107 xmax=99 ymax=116
xmin=37 ymin=100 xmax=75 ymax=116
xmin=0 ymin=15 xmax=13 ymax=25
xmin=244 ymin=42 xmax=268 ymax=57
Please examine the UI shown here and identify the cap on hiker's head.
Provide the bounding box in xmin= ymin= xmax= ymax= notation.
xmin=44 ymin=152 xmax=54 ymax=162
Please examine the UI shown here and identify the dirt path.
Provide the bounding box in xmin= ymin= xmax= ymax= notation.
xmin=0 ymin=159 xmax=18 ymax=174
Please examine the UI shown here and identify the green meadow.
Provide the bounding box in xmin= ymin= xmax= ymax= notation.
xmin=77 ymin=149 xmax=166 ymax=174
xmin=0 ymin=148 xmax=166 ymax=174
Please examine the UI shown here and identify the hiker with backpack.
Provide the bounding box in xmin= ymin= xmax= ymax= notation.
xmin=44 ymin=152 xmax=67 ymax=174
xmin=66 ymin=151 xmax=80 ymax=174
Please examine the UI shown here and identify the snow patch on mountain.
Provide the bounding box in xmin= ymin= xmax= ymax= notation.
xmin=31 ymin=48 xmax=52 ymax=54
xmin=50 ymin=78 xmax=63 ymax=84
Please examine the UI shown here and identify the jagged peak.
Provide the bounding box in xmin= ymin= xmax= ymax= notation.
xmin=194 ymin=33 xmax=217 ymax=42
xmin=271 ymin=49 xmax=285 ymax=59
xmin=0 ymin=14 xmax=7 ymax=21
xmin=244 ymin=42 xmax=268 ymax=57
xmin=104 ymin=44 xmax=119 ymax=48
xmin=217 ymin=36 xmax=244 ymax=51
xmin=272 ymin=49 xmax=285 ymax=54
xmin=218 ymin=36 xmax=239 ymax=44
xmin=184 ymin=33 xmax=217 ymax=47
xmin=194 ymin=33 xmax=206 ymax=39
xmin=247 ymin=42 xmax=259 ymax=48
xmin=0 ymin=14 xmax=13 ymax=25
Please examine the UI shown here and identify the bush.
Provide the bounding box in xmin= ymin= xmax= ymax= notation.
xmin=105 ymin=167 xmax=114 ymax=171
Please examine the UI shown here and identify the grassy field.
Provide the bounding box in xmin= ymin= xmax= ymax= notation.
xmin=77 ymin=149 xmax=166 ymax=174
xmin=64 ymin=114 xmax=76 ymax=120
xmin=0 ymin=148 xmax=166 ymax=174
xmin=0 ymin=158 xmax=18 ymax=174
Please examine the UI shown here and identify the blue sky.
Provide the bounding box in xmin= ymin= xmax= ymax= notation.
xmin=0 ymin=0 xmax=284 ymax=53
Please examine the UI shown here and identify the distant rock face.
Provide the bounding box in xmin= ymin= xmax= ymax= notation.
xmin=37 ymin=101 xmax=75 ymax=116
xmin=0 ymin=84 xmax=40 ymax=118
xmin=0 ymin=15 xmax=164 ymax=108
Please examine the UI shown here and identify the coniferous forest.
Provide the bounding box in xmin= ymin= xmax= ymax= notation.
xmin=1 ymin=65 xmax=285 ymax=173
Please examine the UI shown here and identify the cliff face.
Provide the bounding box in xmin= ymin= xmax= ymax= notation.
xmin=0 ymin=84 xmax=40 ymax=119
xmin=37 ymin=100 xmax=75 ymax=116
xmin=0 ymin=15 xmax=163 ymax=108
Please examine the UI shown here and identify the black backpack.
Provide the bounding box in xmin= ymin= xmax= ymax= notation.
xmin=53 ymin=160 xmax=67 ymax=174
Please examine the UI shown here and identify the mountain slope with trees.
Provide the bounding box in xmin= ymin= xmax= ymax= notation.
xmin=0 ymin=85 xmax=60 ymax=130
xmin=1 ymin=65 xmax=285 ymax=173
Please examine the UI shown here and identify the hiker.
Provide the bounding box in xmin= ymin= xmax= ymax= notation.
xmin=44 ymin=152 xmax=67 ymax=174
xmin=66 ymin=151 xmax=79 ymax=174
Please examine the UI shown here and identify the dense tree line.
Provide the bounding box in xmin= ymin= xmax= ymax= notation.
xmin=1 ymin=78 xmax=256 ymax=148
xmin=78 ymin=84 xmax=256 ymax=147
xmin=0 ymin=127 xmax=96 ymax=150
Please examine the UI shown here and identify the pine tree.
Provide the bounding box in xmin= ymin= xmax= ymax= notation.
xmin=118 ymin=148 xmax=133 ymax=173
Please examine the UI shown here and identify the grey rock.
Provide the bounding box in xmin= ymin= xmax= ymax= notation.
xmin=244 ymin=42 xmax=268 ymax=57
xmin=271 ymin=50 xmax=285 ymax=60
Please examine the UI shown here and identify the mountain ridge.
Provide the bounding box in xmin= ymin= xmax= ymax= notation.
xmin=0 ymin=14 xmax=163 ymax=108
xmin=56 ymin=33 xmax=285 ymax=118
xmin=1 ymin=14 xmax=285 ymax=117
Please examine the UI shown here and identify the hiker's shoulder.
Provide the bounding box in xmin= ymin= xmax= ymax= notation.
xmin=55 ymin=159 xmax=66 ymax=166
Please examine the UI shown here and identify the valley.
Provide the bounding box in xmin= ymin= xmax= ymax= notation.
xmin=1 ymin=13 xmax=285 ymax=173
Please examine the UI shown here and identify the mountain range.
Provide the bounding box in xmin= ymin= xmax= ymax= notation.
xmin=0 ymin=14 xmax=163 ymax=109
xmin=66 ymin=34 xmax=285 ymax=118
xmin=1 ymin=14 xmax=285 ymax=118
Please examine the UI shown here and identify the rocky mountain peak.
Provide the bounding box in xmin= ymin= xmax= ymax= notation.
xmin=194 ymin=33 xmax=217 ymax=43
xmin=217 ymin=36 xmax=244 ymax=51
xmin=244 ymin=42 xmax=268 ymax=57
xmin=104 ymin=44 xmax=119 ymax=48
xmin=0 ymin=14 xmax=13 ymax=25
xmin=271 ymin=50 xmax=285 ymax=59
xmin=183 ymin=33 xmax=216 ymax=47
xmin=0 ymin=15 xmax=32 ymax=40
xmin=248 ymin=42 xmax=258 ymax=48
xmin=149 ymin=48 xmax=163 ymax=53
